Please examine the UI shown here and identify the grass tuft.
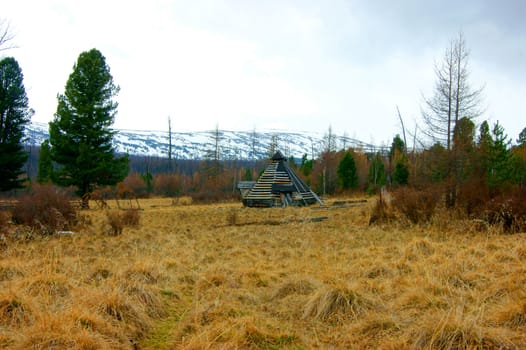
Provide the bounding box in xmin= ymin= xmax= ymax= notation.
xmin=303 ymin=285 xmax=370 ymax=322
xmin=271 ymin=279 xmax=316 ymax=299
xmin=0 ymin=292 xmax=33 ymax=326
xmin=414 ymin=311 xmax=516 ymax=350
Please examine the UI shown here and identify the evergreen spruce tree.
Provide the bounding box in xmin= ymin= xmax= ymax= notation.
xmin=486 ymin=122 xmax=519 ymax=190
xmin=242 ymin=168 xmax=253 ymax=181
xmin=517 ymin=127 xmax=526 ymax=146
xmin=393 ymin=157 xmax=409 ymax=185
xmin=37 ymin=139 xmax=53 ymax=183
xmin=337 ymin=151 xmax=358 ymax=190
xmin=0 ymin=57 xmax=32 ymax=191
xmin=367 ymin=153 xmax=386 ymax=193
xmin=49 ymin=49 xmax=128 ymax=208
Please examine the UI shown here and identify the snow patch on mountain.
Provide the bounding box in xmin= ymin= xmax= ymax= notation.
xmin=24 ymin=122 xmax=328 ymax=160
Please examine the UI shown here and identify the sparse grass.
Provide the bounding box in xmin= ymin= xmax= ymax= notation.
xmin=0 ymin=196 xmax=525 ymax=348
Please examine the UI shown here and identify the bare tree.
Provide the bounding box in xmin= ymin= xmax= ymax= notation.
xmin=0 ymin=19 xmax=16 ymax=52
xmin=210 ymin=123 xmax=223 ymax=162
xmin=396 ymin=105 xmax=408 ymax=156
xmin=250 ymin=127 xmax=258 ymax=160
xmin=422 ymin=33 xmax=484 ymax=150
xmin=204 ymin=123 xmax=224 ymax=178
xmin=268 ymin=134 xmax=279 ymax=157
xmin=321 ymin=125 xmax=337 ymax=153
xmin=341 ymin=131 xmax=349 ymax=151
xmin=167 ymin=116 xmax=174 ymax=171
xmin=422 ymin=33 xmax=484 ymax=207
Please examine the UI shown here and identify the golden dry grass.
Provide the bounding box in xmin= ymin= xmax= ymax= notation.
xmin=0 ymin=197 xmax=525 ymax=349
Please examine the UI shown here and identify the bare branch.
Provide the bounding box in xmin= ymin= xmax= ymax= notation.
xmin=0 ymin=19 xmax=17 ymax=52
xmin=396 ymin=105 xmax=408 ymax=155
xmin=421 ymin=32 xmax=484 ymax=148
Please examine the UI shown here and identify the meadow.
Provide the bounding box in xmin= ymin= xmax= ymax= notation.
xmin=1 ymin=197 xmax=525 ymax=349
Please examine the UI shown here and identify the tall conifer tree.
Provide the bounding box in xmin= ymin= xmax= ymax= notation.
xmin=49 ymin=49 xmax=128 ymax=208
xmin=0 ymin=57 xmax=32 ymax=191
xmin=37 ymin=139 xmax=52 ymax=184
xmin=337 ymin=151 xmax=358 ymax=190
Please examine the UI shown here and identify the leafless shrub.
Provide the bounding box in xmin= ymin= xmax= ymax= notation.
xmin=484 ymin=189 xmax=526 ymax=233
xmin=457 ymin=179 xmax=490 ymax=216
xmin=392 ymin=186 xmax=440 ymax=224
xmin=105 ymin=210 xmax=124 ymax=235
xmin=369 ymin=196 xmax=396 ymax=225
xmin=11 ymin=184 xmax=76 ymax=234
xmin=122 ymin=209 xmax=141 ymax=226
xmin=105 ymin=209 xmax=141 ymax=235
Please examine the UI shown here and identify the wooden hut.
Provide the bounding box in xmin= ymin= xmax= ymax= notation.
xmin=240 ymin=151 xmax=323 ymax=207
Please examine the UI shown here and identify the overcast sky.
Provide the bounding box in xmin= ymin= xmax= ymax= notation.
xmin=3 ymin=0 xmax=525 ymax=146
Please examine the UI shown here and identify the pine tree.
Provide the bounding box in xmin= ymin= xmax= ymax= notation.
xmin=49 ymin=49 xmax=128 ymax=208
xmin=337 ymin=151 xmax=358 ymax=190
xmin=0 ymin=57 xmax=32 ymax=191
xmin=37 ymin=139 xmax=53 ymax=183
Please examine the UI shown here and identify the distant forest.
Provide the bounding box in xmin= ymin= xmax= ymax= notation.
xmin=23 ymin=146 xmax=264 ymax=179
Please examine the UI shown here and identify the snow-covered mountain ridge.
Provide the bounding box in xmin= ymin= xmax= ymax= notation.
xmin=24 ymin=122 xmax=381 ymax=160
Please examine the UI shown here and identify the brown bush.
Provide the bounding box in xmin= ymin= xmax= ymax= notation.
xmin=153 ymin=173 xmax=180 ymax=197
xmin=392 ymin=186 xmax=440 ymax=224
xmin=369 ymin=197 xmax=396 ymax=225
xmin=483 ymin=188 xmax=526 ymax=233
xmin=0 ymin=211 xmax=10 ymax=232
xmin=105 ymin=210 xmax=124 ymax=235
xmin=105 ymin=209 xmax=141 ymax=235
xmin=11 ymin=184 xmax=76 ymax=234
xmin=122 ymin=209 xmax=141 ymax=226
xmin=121 ymin=173 xmax=149 ymax=198
xmin=457 ymin=179 xmax=490 ymax=216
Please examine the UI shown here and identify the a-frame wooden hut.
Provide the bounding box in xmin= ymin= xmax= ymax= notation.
xmin=240 ymin=151 xmax=323 ymax=207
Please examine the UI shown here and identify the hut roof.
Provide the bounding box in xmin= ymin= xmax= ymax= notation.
xmin=241 ymin=151 xmax=323 ymax=207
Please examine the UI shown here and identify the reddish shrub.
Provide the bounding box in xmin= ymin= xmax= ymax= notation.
xmin=153 ymin=174 xmax=180 ymax=197
xmin=11 ymin=185 xmax=77 ymax=234
xmin=392 ymin=186 xmax=440 ymax=224
xmin=483 ymin=188 xmax=526 ymax=233
xmin=457 ymin=179 xmax=490 ymax=216
xmin=368 ymin=197 xmax=396 ymax=225
xmin=121 ymin=173 xmax=149 ymax=198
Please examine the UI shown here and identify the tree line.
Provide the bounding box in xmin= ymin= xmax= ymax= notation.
xmin=1 ymin=25 xmax=525 ymax=211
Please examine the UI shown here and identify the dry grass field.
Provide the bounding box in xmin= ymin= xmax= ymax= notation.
xmin=1 ymin=196 xmax=526 ymax=349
